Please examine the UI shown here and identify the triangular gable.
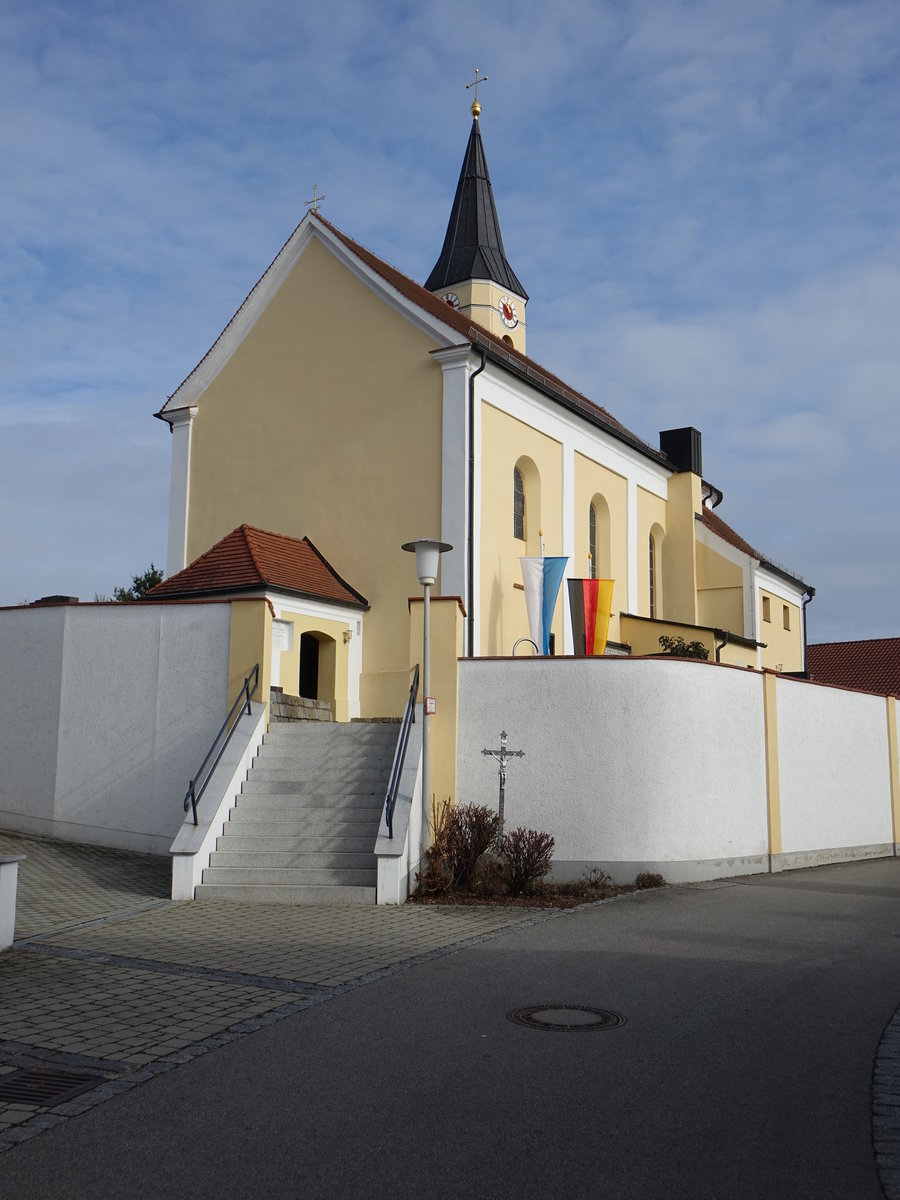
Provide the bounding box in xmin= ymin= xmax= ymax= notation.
xmin=155 ymin=213 xmax=661 ymax=464
xmin=157 ymin=214 xmax=470 ymax=418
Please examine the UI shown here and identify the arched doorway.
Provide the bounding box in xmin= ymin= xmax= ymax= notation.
xmin=298 ymin=630 xmax=337 ymax=708
xmin=299 ymin=633 xmax=319 ymax=699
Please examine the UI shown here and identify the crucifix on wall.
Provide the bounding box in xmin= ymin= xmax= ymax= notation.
xmin=481 ymin=729 xmax=524 ymax=839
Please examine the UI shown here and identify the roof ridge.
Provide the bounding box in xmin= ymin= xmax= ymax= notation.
xmin=302 ymin=536 xmax=369 ymax=607
xmin=240 ymin=524 xmax=267 ymax=582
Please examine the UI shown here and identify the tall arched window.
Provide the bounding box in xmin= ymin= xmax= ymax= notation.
xmin=589 ymin=504 xmax=597 ymax=578
xmin=514 ymin=457 xmax=541 ymax=554
xmin=514 ymin=466 xmax=526 ymax=541
xmin=649 ymin=533 xmax=657 ymax=619
xmin=588 ymin=494 xmax=611 ymax=579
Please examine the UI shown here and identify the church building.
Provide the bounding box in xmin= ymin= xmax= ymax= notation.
xmin=155 ymin=94 xmax=813 ymax=726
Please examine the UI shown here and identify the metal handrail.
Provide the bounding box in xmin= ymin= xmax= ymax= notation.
xmin=384 ymin=664 xmax=419 ymax=839
xmin=183 ymin=663 xmax=260 ymax=826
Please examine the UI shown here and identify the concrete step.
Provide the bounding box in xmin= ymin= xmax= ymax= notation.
xmin=247 ymin=758 xmax=391 ymax=777
xmin=209 ymin=851 xmax=376 ymax=869
xmin=257 ymin=741 xmax=392 ymax=756
xmin=201 ymin=866 xmax=376 ymax=886
xmin=243 ymin=782 xmax=388 ymax=801
xmin=194 ymin=883 xmax=376 ymax=904
xmin=225 ymin=820 xmax=384 ymax=840
xmin=228 ymin=804 xmax=382 ymax=823
xmin=236 ymin=790 xmax=384 ymax=809
xmin=244 ymin=767 xmax=388 ymax=784
xmin=263 ymin=724 xmax=397 ymax=742
xmin=216 ymin=834 xmax=377 ymax=854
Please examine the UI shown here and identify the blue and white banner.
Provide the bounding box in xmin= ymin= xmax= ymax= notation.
xmin=520 ymin=556 xmax=569 ymax=655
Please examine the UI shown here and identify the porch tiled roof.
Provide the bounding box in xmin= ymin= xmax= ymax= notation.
xmin=147 ymin=526 xmax=368 ymax=608
xmin=807 ymin=638 xmax=900 ymax=697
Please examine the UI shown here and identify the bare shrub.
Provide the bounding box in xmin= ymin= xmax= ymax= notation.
xmin=499 ymin=827 xmax=555 ymax=896
xmin=446 ymin=804 xmax=499 ymax=890
xmin=417 ymin=797 xmax=454 ymax=894
xmin=634 ymin=871 xmax=667 ymax=890
xmin=472 ymin=851 xmax=506 ymax=897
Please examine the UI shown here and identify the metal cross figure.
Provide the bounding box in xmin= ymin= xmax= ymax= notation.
xmin=481 ymin=730 xmax=524 ymax=840
xmin=305 ymin=183 xmax=325 ymax=214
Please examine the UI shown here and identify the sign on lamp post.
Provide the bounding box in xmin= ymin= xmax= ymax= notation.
xmin=402 ymin=538 xmax=452 ymax=869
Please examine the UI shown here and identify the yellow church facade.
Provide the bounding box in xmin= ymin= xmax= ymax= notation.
xmin=157 ymin=111 xmax=813 ymax=732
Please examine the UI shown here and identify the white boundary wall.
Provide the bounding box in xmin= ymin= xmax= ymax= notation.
xmin=776 ymin=676 xmax=893 ymax=865
xmin=457 ymin=657 xmax=898 ymax=884
xmin=0 ymin=603 xmax=231 ymax=854
xmin=458 ymin=658 xmax=770 ymax=883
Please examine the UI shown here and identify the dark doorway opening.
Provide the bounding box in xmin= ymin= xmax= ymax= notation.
xmin=299 ymin=633 xmax=319 ymax=699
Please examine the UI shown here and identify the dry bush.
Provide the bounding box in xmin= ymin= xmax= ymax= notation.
xmin=634 ymin=871 xmax=667 ymax=890
xmin=472 ymin=851 xmax=506 ymax=897
xmin=446 ymin=804 xmax=499 ymax=890
xmin=499 ymin=827 xmax=555 ymax=896
xmin=416 ymin=797 xmax=454 ymax=894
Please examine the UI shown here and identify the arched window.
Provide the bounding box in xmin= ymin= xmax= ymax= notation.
xmin=514 ymin=466 xmax=526 ymax=541
xmin=588 ymin=494 xmax=611 ymax=579
xmin=649 ymin=533 xmax=657 ymax=619
xmin=514 ymin=457 xmax=541 ymax=554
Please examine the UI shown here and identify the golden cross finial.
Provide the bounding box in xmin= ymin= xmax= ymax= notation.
xmin=305 ymin=183 xmax=325 ymax=214
xmin=466 ymin=67 xmax=488 ymax=119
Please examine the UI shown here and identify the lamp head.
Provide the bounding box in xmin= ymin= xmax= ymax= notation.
xmin=401 ymin=538 xmax=453 ymax=586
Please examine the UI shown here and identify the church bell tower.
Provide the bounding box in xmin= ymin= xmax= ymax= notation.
xmin=425 ymin=75 xmax=528 ymax=353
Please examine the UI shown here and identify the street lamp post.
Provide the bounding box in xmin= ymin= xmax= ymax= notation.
xmin=402 ymin=538 xmax=452 ymax=866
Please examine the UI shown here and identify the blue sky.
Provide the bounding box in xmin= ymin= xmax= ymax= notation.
xmin=2 ymin=0 xmax=898 ymax=642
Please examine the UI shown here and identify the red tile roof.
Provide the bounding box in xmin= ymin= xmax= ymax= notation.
xmin=807 ymin=638 xmax=900 ymax=697
xmin=699 ymin=506 xmax=760 ymax=559
xmin=318 ymin=214 xmax=653 ymax=452
xmin=147 ymin=526 xmax=368 ymax=608
xmin=700 ymin=506 xmax=808 ymax=590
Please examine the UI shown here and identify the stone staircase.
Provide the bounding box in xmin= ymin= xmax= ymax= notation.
xmin=194 ymin=721 xmax=398 ymax=904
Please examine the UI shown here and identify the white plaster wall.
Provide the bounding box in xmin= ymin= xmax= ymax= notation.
xmin=458 ymin=658 xmax=769 ymax=882
xmin=777 ymin=677 xmax=893 ymax=855
xmin=0 ymin=606 xmax=67 ymax=823
xmin=0 ymin=603 xmax=231 ymax=854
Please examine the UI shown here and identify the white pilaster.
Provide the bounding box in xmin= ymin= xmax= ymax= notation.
xmin=165 ymin=406 xmax=198 ymax=577
xmin=432 ymin=346 xmax=474 ymax=603
xmin=627 ymin=478 xmax=639 ymax=613
xmin=562 ymin=443 xmax=576 ymax=653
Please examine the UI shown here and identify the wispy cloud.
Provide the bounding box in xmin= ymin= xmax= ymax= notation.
xmin=1 ymin=0 xmax=898 ymax=639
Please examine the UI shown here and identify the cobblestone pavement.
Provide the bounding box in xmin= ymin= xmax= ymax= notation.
xmin=0 ymin=832 xmax=544 ymax=1152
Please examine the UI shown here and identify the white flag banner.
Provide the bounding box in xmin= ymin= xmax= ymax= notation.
xmin=519 ymin=557 xmax=544 ymax=651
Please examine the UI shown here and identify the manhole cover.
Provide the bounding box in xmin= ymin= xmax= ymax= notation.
xmin=0 ymin=1068 xmax=105 ymax=1107
xmin=507 ymin=1005 xmax=626 ymax=1032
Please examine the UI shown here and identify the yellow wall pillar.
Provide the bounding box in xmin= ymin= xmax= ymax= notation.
xmin=663 ymin=471 xmax=701 ymax=625
xmin=762 ymin=671 xmax=783 ymax=872
xmin=887 ymin=696 xmax=900 ymax=855
xmin=228 ymin=599 xmax=273 ymax=715
xmin=409 ymin=596 xmax=466 ymax=812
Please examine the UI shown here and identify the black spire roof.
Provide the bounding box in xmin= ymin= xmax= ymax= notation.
xmin=424 ymin=119 xmax=527 ymax=299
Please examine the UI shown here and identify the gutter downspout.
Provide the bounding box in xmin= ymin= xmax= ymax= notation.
xmin=467 ymin=347 xmax=487 ymax=658
xmin=714 ymin=629 xmax=729 ymax=663
xmin=801 ymin=586 xmax=816 ymax=674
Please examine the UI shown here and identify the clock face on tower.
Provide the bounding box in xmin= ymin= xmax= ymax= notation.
xmin=498 ymin=296 xmax=518 ymax=329
xmin=442 ymin=292 xmax=460 ymax=309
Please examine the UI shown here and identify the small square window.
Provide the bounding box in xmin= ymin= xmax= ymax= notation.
xmin=783 ymin=605 xmax=790 ymax=631
xmin=762 ymin=596 xmax=771 ymax=623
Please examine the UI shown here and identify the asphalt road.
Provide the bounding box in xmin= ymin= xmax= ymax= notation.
xmin=1 ymin=858 xmax=897 ymax=1199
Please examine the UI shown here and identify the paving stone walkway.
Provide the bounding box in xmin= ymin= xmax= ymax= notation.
xmin=0 ymin=832 xmax=542 ymax=1152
